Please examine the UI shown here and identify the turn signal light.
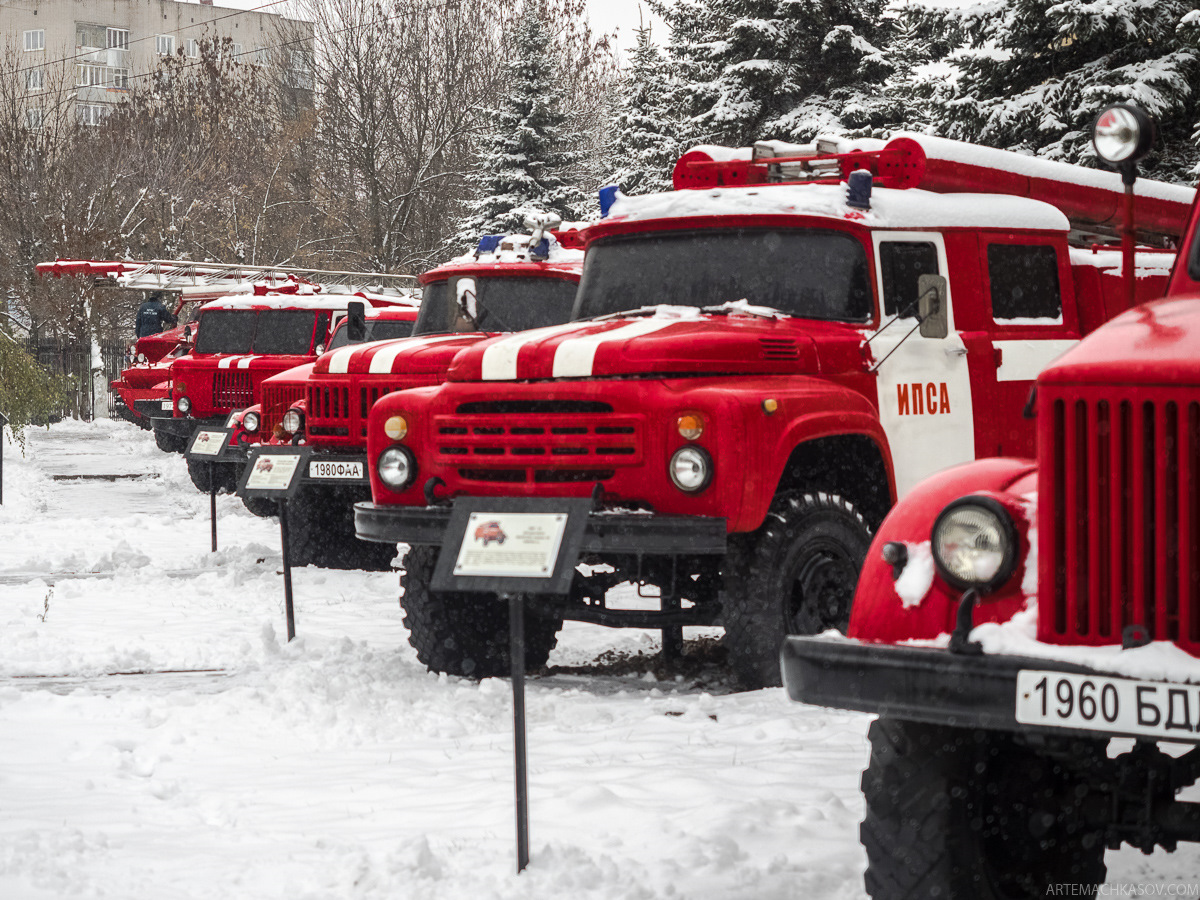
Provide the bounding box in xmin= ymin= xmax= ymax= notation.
xmin=676 ymin=413 xmax=704 ymax=440
xmin=384 ymin=415 xmax=409 ymax=441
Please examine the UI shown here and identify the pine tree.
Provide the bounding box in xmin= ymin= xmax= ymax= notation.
xmin=608 ymin=24 xmax=682 ymax=195
xmin=458 ymin=1 xmax=587 ymax=241
xmin=926 ymin=0 xmax=1200 ymax=182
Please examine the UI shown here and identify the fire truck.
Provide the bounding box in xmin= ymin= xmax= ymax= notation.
xmin=782 ymin=107 xmax=1200 ymax=895
xmin=237 ymin=230 xmax=584 ymax=569
xmin=354 ymin=130 xmax=1193 ymax=686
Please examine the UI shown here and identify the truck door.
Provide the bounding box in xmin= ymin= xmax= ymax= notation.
xmin=971 ymin=238 xmax=1079 ymax=458
xmin=870 ymin=233 xmax=977 ymax=498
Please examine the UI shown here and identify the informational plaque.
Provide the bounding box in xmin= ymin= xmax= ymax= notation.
xmin=432 ymin=496 xmax=593 ymax=595
xmin=238 ymin=447 xmax=312 ymax=501
xmin=186 ymin=428 xmax=231 ymax=460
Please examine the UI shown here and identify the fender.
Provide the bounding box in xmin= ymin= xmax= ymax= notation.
xmin=849 ymin=457 xmax=1038 ymax=644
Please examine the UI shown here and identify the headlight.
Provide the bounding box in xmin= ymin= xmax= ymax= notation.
xmin=176 ymin=395 xmax=191 ymax=414
xmin=931 ymin=497 xmax=1017 ymax=593
xmin=282 ymin=408 xmax=304 ymax=435
xmin=1092 ymin=104 xmax=1154 ymax=166
xmin=676 ymin=413 xmax=704 ymax=440
xmin=242 ymin=411 xmax=260 ymax=433
xmin=377 ymin=447 xmax=416 ymax=490
xmin=136 ymin=352 xmax=147 ymax=364
xmin=669 ymin=446 xmax=712 ymax=492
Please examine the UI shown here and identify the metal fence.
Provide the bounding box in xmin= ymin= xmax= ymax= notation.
xmin=29 ymin=341 xmax=127 ymax=421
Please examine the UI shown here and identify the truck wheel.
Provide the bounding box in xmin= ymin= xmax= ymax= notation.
xmin=721 ymin=491 xmax=870 ymax=689
xmin=284 ymin=490 xmax=396 ymax=571
xmin=154 ymin=429 xmax=187 ymax=453
xmin=400 ymin=544 xmax=562 ymax=677
xmin=242 ymin=496 xmax=278 ymax=518
xmin=186 ymin=459 xmax=233 ymax=494
xmin=861 ymin=718 xmax=1106 ymax=899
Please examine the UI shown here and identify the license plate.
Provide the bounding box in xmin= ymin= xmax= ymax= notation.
xmin=161 ymin=400 xmax=173 ymax=411
xmin=1016 ymin=669 xmax=1200 ymax=743
xmin=309 ymin=460 xmax=363 ymax=480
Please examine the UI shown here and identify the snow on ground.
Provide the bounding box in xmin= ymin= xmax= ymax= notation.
xmin=1 ymin=420 xmax=1198 ymax=898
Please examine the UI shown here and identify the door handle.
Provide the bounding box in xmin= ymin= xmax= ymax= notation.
xmin=945 ymin=346 xmax=967 ymax=357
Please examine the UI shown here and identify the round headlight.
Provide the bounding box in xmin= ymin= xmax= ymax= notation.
xmin=1092 ymin=104 xmax=1154 ymax=166
xmin=136 ymin=352 xmax=147 ymax=364
xmin=676 ymin=413 xmax=704 ymax=440
xmin=282 ymin=408 xmax=304 ymax=435
xmin=377 ymin=446 xmax=416 ymax=490
xmin=242 ymin=411 xmax=260 ymax=433
xmin=669 ymin=446 xmax=712 ymax=492
xmin=384 ymin=415 xmax=409 ymax=441
xmin=931 ymin=497 xmax=1017 ymax=593
xmin=176 ymin=395 xmax=191 ymax=414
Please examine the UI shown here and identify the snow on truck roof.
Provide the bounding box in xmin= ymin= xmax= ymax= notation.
xmin=198 ymin=292 xmax=412 ymax=312
xmin=604 ymin=182 xmax=1073 ymax=233
xmin=420 ymin=233 xmax=585 ymax=284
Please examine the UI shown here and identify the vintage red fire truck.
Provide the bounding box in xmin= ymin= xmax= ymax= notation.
xmin=782 ymin=107 xmax=1200 ymax=895
xmin=354 ymin=130 xmax=1193 ymax=686
xmin=159 ymin=284 xmax=419 ymax=492
xmin=237 ymin=231 xmax=584 ymax=569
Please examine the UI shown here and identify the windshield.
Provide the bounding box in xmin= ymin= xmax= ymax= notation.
xmin=574 ymin=229 xmax=873 ymax=322
xmin=252 ymin=310 xmax=317 ymax=354
xmin=194 ymin=310 xmax=256 ymax=354
xmin=413 ymin=276 xmax=577 ymax=335
xmin=327 ymin=318 xmax=416 ymax=350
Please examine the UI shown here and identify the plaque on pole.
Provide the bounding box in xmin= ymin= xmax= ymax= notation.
xmin=432 ymin=496 xmax=593 ymax=873
xmin=185 ymin=427 xmax=232 ymax=552
xmin=238 ymin=446 xmax=312 ymax=642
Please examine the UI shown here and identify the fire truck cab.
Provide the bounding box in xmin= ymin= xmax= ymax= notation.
xmin=354 ymin=131 xmax=1193 ymax=687
xmin=783 ymin=107 xmax=1200 ymax=895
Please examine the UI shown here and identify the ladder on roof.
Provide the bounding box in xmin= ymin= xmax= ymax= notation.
xmin=36 ymin=258 xmax=420 ymax=296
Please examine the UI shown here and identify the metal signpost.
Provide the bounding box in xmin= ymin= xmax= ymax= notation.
xmin=432 ymin=496 xmax=592 ymax=873
xmin=184 ymin=427 xmax=233 ymax=552
xmin=238 ymin=446 xmax=312 ymax=642
xmin=0 ymin=411 xmax=7 ymax=505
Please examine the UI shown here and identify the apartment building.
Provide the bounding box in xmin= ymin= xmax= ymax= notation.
xmin=4 ymin=0 xmax=312 ymax=126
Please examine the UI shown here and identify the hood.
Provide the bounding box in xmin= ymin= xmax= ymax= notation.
xmin=1040 ymin=294 xmax=1200 ymax=387
xmin=447 ymin=306 xmax=865 ymax=382
xmin=262 ymin=362 xmax=316 ymax=388
xmin=315 ymin=333 xmax=493 ymax=377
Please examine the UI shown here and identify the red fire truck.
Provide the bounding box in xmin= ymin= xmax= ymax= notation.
xmin=354 ymin=131 xmax=1193 ymax=686
xmin=236 ymin=231 xmax=584 ymax=569
xmin=782 ymin=107 xmax=1200 ymax=894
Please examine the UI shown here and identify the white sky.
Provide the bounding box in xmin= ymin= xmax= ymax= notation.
xmin=585 ymin=0 xmax=665 ymax=52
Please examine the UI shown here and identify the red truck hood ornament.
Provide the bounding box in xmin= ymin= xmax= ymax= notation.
xmin=446 ymin=305 xmax=864 ymax=381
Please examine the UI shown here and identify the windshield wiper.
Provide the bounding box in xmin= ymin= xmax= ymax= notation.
xmin=700 ymin=299 xmax=788 ymax=319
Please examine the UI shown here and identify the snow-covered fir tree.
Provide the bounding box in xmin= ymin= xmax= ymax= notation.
xmin=655 ymin=0 xmax=900 ymax=147
xmin=607 ymin=23 xmax=682 ymax=195
xmin=925 ymin=0 xmax=1200 ymax=182
xmin=458 ymin=1 xmax=587 ymax=241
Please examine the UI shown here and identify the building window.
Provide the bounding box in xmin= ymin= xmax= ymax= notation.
xmin=77 ymin=23 xmax=106 ymax=49
xmin=76 ymin=63 xmax=106 ymax=87
xmin=76 ymin=103 xmax=107 ymax=126
xmin=110 ymin=68 xmax=129 ymax=89
xmin=185 ymin=38 xmax=200 ymax=58
xmin=156 ymin=34 xmax=175 ymax=56
xmin=26 ymin=68 xmax=44 ymax=91
xmin=26 ymin=107 xmax=43 ymax=130
xmin=24 ymin=30 xmax=45 ymax=52
xmin=106 ymin=28 xmax=129 ymax=50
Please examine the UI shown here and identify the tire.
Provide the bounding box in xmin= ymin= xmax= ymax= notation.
xmin=242 ymin=495 xmax=278 ymax=518
xmin=399 ymin=544 xmax=563 ymax=677
xmin=721 ymin=491 xmax=871 ymax=689
xmin=154 ymin=427 xmax=188 ymax=453
xmin=284 ymin=488 xmax=397 ymax=571
xmin=186 ymin=459 xmax=236 ymax=494
xmin=861 ymin=718 xmax=1107 ymax=899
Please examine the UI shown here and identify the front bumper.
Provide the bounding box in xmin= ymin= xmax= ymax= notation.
xmin=355 ymin=501 xmax=727 ymax=556
xmin=151 ymin=415 xmax=224 ymax=440
xmin=782 ymin=635 xmax=1200 ymax=743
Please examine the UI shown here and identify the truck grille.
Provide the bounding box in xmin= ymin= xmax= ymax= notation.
xmin=1045 ymin=389 xmax=1200 ymax=652
xmin=212 ymin=371 xmax=252 ymax=409
xmin=435 ymin=400 xmax=641 ymax=484
xmin=261 ymin=383 xmax=304 ymax=436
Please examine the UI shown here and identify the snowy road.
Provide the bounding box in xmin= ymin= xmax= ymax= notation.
xmin=1 ymin=420 xmax=1198 ymax=898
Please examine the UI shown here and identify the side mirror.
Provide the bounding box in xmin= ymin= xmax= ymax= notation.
xmin=346 ymin=301 xmax=366 ymax=343
xmin=454 ymin=277 xmax=478 ymax=328
xmin=918 ymin=274 xmax=949 ymax=339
